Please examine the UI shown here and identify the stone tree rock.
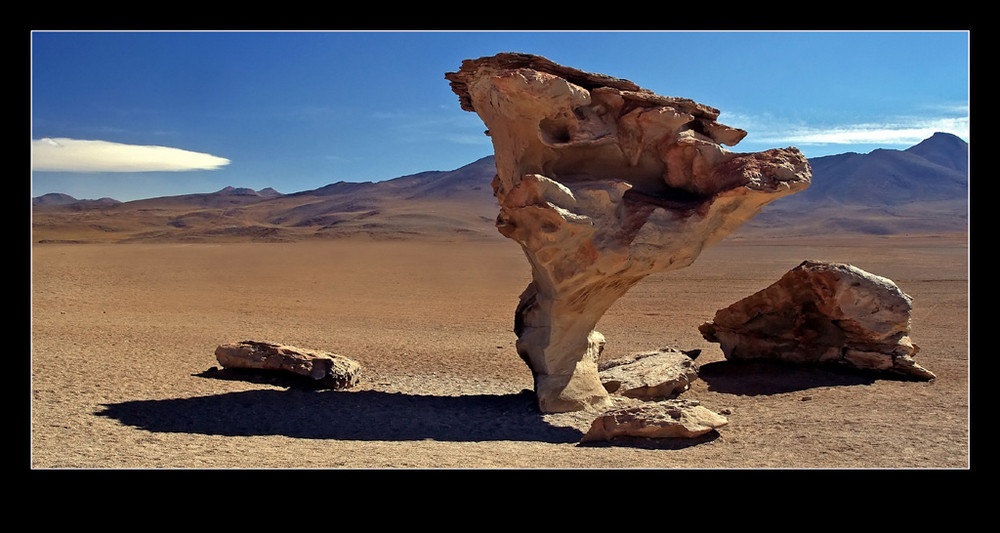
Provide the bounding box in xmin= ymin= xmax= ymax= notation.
xmin=215 ymin=340 xmax=362 ymax=389
xmin=446 ymin=53 xmax=812 ymax=413
xmin=699 ymin=260 xmax=935 ymax=380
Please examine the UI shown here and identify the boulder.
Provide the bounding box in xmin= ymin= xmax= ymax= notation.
xmin=581 ymin=399 xmax=729 ymax=441
xmin=446 ymin=53 xmax=811 ymax=412
xmin=598 ymin=348 xmax=699 ymax=400
xmin=214 ymin=340 xmax=362 ymax=389
xmin=699 ymin=260 xmax=935 ymax=380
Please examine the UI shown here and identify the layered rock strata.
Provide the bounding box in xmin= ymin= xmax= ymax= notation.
xmin=215 ymin=340 xmax=362 ymax=389
xmin=447 ymin=53 xmax=812 ymax=413
xmin=699 ymin=260 xmax=936 ymax=380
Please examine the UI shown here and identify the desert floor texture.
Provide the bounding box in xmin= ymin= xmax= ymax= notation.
xmin=30 ymin=234 xmax=970 ymax=469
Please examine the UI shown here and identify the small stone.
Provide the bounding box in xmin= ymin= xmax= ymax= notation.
xmin=581 ymin=399 xmax=729 ymax=442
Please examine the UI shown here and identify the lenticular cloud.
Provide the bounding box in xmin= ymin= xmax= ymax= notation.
xmin=32 ymin=138 xmax=231 ymax=172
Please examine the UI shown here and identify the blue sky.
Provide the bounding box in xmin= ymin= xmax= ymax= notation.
xmin=31 ymin=30 xmax=970 ymax=202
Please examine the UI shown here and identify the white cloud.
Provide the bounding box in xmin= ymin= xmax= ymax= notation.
xmin=769 ymin=118 xmax=969 ymax=147
xmin=730 ymin=113 xmax=969 ymax=149
xmin=32 ymin=138 xmax=231 ymax=172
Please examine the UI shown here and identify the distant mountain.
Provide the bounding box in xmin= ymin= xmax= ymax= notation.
xmin=32 ymin=193 xmax=78 ymax=206
xmin=31 ymin=158 xmax=501 ymax=243
xmin=115 ymin=186 xmax=285 ymax=210
xmin=31 ymin=134 xmax=969 ymax=243
xmin=247 ymin=156 xmax=500 ymax=241
xmin=790 ymin=132 xmax=967 ymax=205
xmin=904 ymin=131 xmax=968 ymax=174
xmin=740 ymin=132 xmax=968 ymax=237
xmin=214 ymin=186 xmax=283 ymax=198
xmin=32 ymin=193 xmax=121 ymax=209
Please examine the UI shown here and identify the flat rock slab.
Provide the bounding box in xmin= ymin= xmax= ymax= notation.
xmin=215 ymin=340 xmax=361 ymax=390
xmin=581 ymin=399 xmax=729 ymax=442
xmin=598 ymin=348 xmax=699 ymax=400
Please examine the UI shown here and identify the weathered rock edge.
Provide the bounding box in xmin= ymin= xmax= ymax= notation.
xmin=215 ymin=340 xmax=362 ymax=389
xmin=446 ymin=52 xmax=812 ymax=413
xmin=699 ymin=260 xmax=936 ymax=380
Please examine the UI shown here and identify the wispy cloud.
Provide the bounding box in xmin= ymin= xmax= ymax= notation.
xmin=762 ymin=119 xmax=969 ymax=147
xmin=729 ymin=111 xmax=969 ymax=149
xmin=32 ymin=138 xmax=231 ymax=173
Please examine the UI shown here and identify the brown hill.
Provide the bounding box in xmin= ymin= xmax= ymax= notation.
xmin=31 ymin=134 xmax=969 ymax=244
xmin=31 ymin=157 xmax=503 ymax=244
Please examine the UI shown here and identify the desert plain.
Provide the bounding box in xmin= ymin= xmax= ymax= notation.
xmin=30 ymin=230 xmax=969 ymax=469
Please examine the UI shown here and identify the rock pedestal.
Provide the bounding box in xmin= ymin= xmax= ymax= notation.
xmin=446 ymin=53 xmax=811 ymax=412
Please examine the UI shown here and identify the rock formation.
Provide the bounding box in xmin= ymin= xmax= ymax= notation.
xmin=215 ymin=340 xmax=362 ymax=389
xmin=598 ymin=348 xmax=699 ymax=400
xmin=446 ymin=53 xmax=812 ymax=413
xmin=581 ymin=399 xmax=728 ymax=441
xmin=699 ymin=260 xmax=935 ymax=380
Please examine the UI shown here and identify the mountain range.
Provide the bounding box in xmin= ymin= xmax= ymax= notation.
xmin=740 ymin=131 xmax=969 ymax=237
xmin=31 ymin=133 xmax=968 ymax=244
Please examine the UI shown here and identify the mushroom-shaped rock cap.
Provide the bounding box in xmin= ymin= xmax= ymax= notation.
xmin=446 ymin=53 xmax=812 ymax=412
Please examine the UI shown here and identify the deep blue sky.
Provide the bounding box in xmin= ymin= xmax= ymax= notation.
xmin=31 ymin=30 xmax=970 ymax=202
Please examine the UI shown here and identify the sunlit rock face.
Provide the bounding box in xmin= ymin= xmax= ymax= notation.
xmin=699 ymin=260 xmax=936 ymax=380
xmin=446 ymin=53 xmax=812 ymax=413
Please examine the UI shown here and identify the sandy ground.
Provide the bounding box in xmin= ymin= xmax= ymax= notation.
xmin=29 ymin=235 xmax=970 ymax=469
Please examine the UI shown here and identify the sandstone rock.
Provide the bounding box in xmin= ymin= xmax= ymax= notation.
xmin=699 ymin=260 xmax=935 ymax=380
xmin=598 ymin=348 xmax=698 ymax=400
xmin=446 ymin=53 xmax=811 ymax=413
xmin=581 ymin=399 xmax=728 ymax=442
xmin=215 ymin=340 xmax=362 ymax=389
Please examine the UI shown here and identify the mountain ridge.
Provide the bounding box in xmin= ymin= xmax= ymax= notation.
xmin=739 ymin=132 xmax=968 ymax=237
xmin=31 ymin=134 xmax=968 ymax=243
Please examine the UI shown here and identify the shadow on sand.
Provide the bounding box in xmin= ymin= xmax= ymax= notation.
xmin=95 ymin=370 xmax=584 ymax=444
xmin=697 ymin=359 xmax=878 ymax=396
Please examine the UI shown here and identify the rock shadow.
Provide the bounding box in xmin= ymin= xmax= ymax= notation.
xmin=697 ymin=360 xmax=877 ymax=396
xmin=95 ymin=375 xmax=583 ymax=444
xmin=577 ymin=431 xmax=721 ymax=450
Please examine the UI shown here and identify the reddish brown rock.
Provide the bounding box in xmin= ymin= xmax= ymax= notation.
xmin=699 ymin=260 xmax=935 ymax=380
xmin=215 ymin=340 xmax=362 ymax=389
xmin=447 ymin=53 xmax=811 ymax=413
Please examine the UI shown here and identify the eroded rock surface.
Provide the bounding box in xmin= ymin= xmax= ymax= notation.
xmin=699 ymin=260 xmax=935 ymax=380
xmin=581 ymin=399 xmax=728 ymax=442
xmin=598 ymin=348 xmax=699 ymax=400
xmin=446 ymin=53 xmax=812 ymax=413
xmin=215 ymin=340 xmax=362 ymax=389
